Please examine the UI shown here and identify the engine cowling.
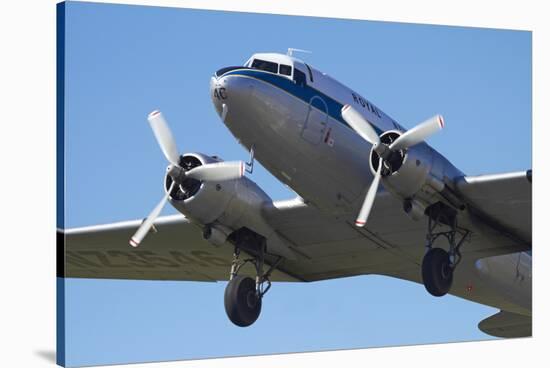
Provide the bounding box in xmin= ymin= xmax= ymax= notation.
xmin=166 ymin=153 xmax=296 ymax=259
xmin=370 ymin=131 xmax=434 ymax=197
xmin=165 ymin=153 xmax=265 ymax=223
xmin=366 ymin=130 xmax=464 ymax=220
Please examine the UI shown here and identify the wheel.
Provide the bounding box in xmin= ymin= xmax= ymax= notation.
xmin=422 ymin=247 xmax=453 ymax=297
xmin=224 ymin=275 xmax=262 ymax=327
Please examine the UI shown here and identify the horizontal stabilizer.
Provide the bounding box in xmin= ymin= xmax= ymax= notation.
xmin=478 ymin=310 xmax=531 ymax=338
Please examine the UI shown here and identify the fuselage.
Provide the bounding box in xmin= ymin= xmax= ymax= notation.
xmin=210 ymin=53 xmax=462 ymax=215
xmin=208 ymin=52 xmax=531 ymax=316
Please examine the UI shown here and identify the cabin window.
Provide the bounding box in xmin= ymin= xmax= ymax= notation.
xmin=293 ymin=69 xmax=307 ymax=87
xmin=279 ymin=64 xmax=292 ymax=76
xmin=251 ymin=59 xmax=278 ymax=73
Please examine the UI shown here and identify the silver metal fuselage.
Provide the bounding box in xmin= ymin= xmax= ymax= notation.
xmin=210 ymin=67 xmax=460 ymax=216
xmin=208 ymin=64 xmax=531 ymax=316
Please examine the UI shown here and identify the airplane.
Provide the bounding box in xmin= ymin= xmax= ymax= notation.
xmin=62 ymin=50 xmax=532 ymax=337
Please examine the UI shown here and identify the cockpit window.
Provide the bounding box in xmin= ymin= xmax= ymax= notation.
xmin=251 ymin=59 xmax=278 ymax=73
xmin=293 ymin=68 xmax=307 ymax=87
xmin=279 ymin=64 xmax=292 ymax=76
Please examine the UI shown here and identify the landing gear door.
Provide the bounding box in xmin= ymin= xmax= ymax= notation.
xmin=301 ymin=96 xmax=328 ymax=145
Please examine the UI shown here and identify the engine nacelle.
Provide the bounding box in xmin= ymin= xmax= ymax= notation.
xmin=366 ymin=130 xmax=466 ymax=217
xmin=384 ymin=145 xmax=433 ymax=198
xmin=166 ymin=153 xmax=266 ymax=224
xmin=166 ymin=153 xmax=296 ymax=259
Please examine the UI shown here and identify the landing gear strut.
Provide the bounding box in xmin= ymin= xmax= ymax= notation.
xmin=224 ymin=239 xmax=282 ymax=327
xmin=422 ymin=203 xmax=469 ymax=297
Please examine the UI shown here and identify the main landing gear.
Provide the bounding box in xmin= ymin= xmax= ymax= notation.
xmin=224 ymin=236 xmax=282 ymax=327
xmin=421 ymin=203 xmax=470 ymax=297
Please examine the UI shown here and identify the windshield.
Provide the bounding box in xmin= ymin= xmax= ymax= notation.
xmin=251 ymin=59 xmax=278 ymax=73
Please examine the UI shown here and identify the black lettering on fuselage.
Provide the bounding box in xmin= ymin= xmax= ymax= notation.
xmin=350 ymin=92 xmax=381 ymax=118
xmin=372 ymin=105 xmax=382 ymax=118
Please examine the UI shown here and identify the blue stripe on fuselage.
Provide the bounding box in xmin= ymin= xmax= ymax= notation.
xmin=221 ymin=69 xmax=384 ymax=136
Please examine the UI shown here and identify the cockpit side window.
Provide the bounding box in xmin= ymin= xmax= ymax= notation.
xmin=293 ymin=68 xmax=307 ymax=87
xmin=279 ymin=64 xmax=292 ymax=76
xmin=251 ymin=59 xmax=278 ymax=73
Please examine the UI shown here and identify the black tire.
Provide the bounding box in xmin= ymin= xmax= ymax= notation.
xmin=224 ymin=275 xmax=262 ymax=327
xmin=422 ymin=247 xmax=453 ymax=297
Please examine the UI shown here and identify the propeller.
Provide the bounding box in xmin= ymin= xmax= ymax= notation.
xmin=389 ymin=115 xmax=444 ymax=151
xmin=148 ymin=110 xmax=180 ymax=165
xmin=130 ymin=181 xmax=175 ymax=247
xmin=355 ymin=157 xmax=383 ymax=226
xmin=129 ymin=110 xmax=245 ymax=247
xmin=341 ymin=104 xmax=380 ymax=147
xmin=183 ymin=161 xmax=244 ymax=181
xmin=341 ymin=104 xmax=444 ymax=227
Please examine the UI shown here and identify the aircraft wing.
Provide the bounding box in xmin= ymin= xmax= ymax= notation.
xmin=62 ymin=170 xmax=531 ymax=337
xmin=260 ymin=169 xmax=532 ymax=282
xmin=63 ymin=170 xmax=532 ymax=283
xmin=260 ymin=178 xmax=532 ymax=338
xmin=455 ymin=170 xmax=532 ymax=244
xmin=60 ymin=215 xmax=298 ymax=282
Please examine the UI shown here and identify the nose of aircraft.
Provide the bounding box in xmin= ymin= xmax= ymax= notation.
xmin=210 ymin=66 xmax=252 ymax=121
xmin=209 ymin=75 xmax=224 ymax=116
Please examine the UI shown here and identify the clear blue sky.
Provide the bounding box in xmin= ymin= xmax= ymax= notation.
xmin=62 ymin=2 xmax=531 ymax=366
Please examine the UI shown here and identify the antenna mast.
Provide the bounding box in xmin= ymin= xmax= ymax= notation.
xmin=287 ymin=48 xmax=312 ymax=57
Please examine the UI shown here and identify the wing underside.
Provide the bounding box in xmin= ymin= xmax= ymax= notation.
xmin=260 ymin=168 xmax=532 ymax=284
xmin=63 ymin=170 xmax=531 ymax=283
xmin=60 ymin=215 xmax=297 ymax=282
xmin=455 ymin=170 xmax=532 ymax=243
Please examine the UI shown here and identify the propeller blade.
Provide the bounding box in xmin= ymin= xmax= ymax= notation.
xmin=147 ymin=110 xmax=180 ymax=165
xmin=185 ymin=161 xmax=244 ymax=182
xmin=355 ymin=158 xmax=383 ymax=227
xmin=341 ymin=104 xmax=380 ymax=146
xmin=389 ymin=115 xmax=444 ymax=151
xmin=129 ymin=182 xmax=176 ymax=247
